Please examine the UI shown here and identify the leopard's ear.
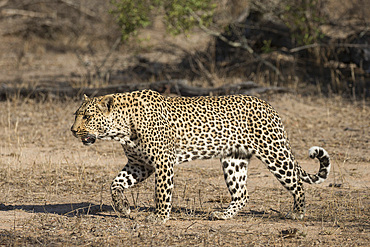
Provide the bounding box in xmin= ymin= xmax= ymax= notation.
xmin=97 ymin=95 xmax=114 ymax=114
xmin=83 ymin=94 xmax=89 ymax=101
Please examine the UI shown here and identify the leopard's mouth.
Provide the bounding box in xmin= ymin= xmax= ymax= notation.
xmin=81 ymin=134 xmax=96 ymax=145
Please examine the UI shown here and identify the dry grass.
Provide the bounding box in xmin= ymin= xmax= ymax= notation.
xmin=0 ymin=95 xmax=368 ymax=246
xmin=0 ymin=1 xmax=368 ymax=245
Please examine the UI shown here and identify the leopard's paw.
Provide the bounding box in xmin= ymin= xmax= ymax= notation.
xmin=210 ymin=211 xmax=228 ymax=220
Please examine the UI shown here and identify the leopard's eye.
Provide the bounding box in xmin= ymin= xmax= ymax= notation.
xmin=83 ymin=115 xmax=89 ymax=120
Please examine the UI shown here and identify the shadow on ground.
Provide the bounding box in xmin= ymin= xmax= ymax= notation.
xmin=0 ymin=203 xmax=115 ymax=217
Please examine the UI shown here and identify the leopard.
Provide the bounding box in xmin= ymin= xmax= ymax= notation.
xmin=71 ymin=89 xmax=330 ymax=223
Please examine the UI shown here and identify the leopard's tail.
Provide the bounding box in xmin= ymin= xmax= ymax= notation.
xmin=297 ymin=146 xmax=331 ymax=184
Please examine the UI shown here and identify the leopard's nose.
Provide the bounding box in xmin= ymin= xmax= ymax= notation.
xmin=71 ymin=126 xmax=78 ymax=137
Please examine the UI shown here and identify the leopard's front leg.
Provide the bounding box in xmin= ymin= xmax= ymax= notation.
xmin=146 ymin=161 xmax=174 ymax=223
xmin=111 ymin=159 xmax=154 ymax=217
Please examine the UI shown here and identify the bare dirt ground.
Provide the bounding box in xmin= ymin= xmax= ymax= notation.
xmin=0 ymin=1 xmax=369 ymax=245
xmin=0 ymin=94 xmax=368 ymax=246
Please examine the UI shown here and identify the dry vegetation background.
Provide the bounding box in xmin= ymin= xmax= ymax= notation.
xmin=0 ymin=0 xmax=369 ymax=246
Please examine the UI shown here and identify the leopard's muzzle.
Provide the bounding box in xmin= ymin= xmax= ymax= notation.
xmin=71 ymin=128 xmax=96 ymax=145
xmin=81 ymin=134 xmax=96 ymax=145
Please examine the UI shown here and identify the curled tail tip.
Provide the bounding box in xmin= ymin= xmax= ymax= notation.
xmin=309 ymin=146 xmax=329 ymax=160
xmin=302 ymin=146 xmax=331 ymax=184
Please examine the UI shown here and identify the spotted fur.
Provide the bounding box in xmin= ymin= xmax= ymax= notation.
xmin=71 ymin=90 xmax=330 ymax=222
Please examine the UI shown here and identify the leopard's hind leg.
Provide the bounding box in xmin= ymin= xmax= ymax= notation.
xmin=256 ymin=148 xmax=306 ymax=220
xmin=211 ymin=156 xmax=250 ymax=220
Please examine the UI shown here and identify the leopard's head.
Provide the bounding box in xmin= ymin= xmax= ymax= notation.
xmin=71 ymin=94 xmax=124 ymax=145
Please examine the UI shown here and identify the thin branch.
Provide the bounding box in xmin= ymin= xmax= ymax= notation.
xmin=75 ymin=36 xmax=122 ymax=83
xmin=290 ymin=43 xmax=370 ymax=53
xmin=289 ymin=43 xmax=320 ymax=53
xmin=59 ymin=0 xmax=98 ymax=19
xmin=97 ymin=36 xmax=122 ymax=73
xmin=193 ymin=54 xmax=218 ymax=86
xmin=1 ymin=8 xmax=56 ymax=18
xmin=0 ymin=0 xmax=8 ymax=8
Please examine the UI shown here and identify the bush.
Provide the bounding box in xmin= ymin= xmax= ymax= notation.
xmin=280 ymin=0 xmax=326 ymax=46
xmin=110 ymin=0 xmax=216 ymax=40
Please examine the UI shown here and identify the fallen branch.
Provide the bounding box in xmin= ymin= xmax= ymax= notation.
xmin=0 ymin=80 xmax=290 ymax=100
